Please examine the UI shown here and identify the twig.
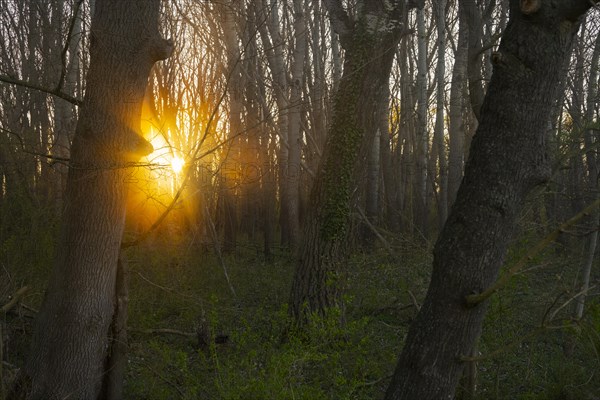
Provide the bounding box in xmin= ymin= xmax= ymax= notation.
xmin=547 ymin=285 xmax=597 ymax=323
xmin=353 ymin=374 xmax=393 ymax=389
xmin=355 ymin=206 xmax=397 ymax=257
xmin=407 ymin=290 xmax=421 ymax=311
xmin=466 ymin=199 xmax=600 ymax=306
xmin=1 ymin=287 xmax=30 ymax=314
xmin=204 ymin=202 xmax=237 ymax=300
xmin=56 ymin=0 xmax=84 ymax=92
xmin=129 ymin=328 xmax=196 ymax=338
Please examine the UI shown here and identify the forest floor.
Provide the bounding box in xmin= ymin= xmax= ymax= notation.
xmin=2 ymin=220 xmax=600 ymax=399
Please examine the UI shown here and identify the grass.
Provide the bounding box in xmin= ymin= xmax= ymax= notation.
xmin=1 ymin=213 xmax=599 ymax=399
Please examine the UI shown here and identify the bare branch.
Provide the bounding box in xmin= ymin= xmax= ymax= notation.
xmin=56 ymin=0 xmax=85 ymax=92
xmin=0 ymin=74 xmax=83 ymax=106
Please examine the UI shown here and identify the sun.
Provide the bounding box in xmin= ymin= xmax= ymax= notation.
xmin=170 ymin=156 xmax=185 ymax=174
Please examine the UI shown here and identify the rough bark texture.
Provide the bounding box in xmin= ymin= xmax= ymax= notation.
xmin=289 ymin=0 xmax=417 ymax=320
xmin=8 ymin=1 xmax=171 ymax=398
xmin=384 ymin=1 xmax=592 ymax=399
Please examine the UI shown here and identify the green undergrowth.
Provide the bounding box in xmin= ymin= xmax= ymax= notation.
xmin=123 ymin=239 xmax=422 ymax=399
xmin=2 ymin=213 xmax=599 ymax=399
xmin=122 ymin=231 xmax=600 ymax=400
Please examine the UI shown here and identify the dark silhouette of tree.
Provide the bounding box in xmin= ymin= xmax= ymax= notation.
xmin=384 ymin=1 xmax=595 ymax=399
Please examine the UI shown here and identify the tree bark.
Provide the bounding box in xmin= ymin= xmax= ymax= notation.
xmin=414 ymin=7 xmax=429 ymax=239
xmin=286 ymin=0 xmax=307 ymax=251
xmin=289 ymin=0 xmax=418 ymax=321
xmin=433 ymin=0 xmax=448 ymax=229
xmin=100 ymin=255 xmax=129 ymax=400
xmin=385 ymin=1 xmax=592 ymax=399
xmin=9 ymin=0 xmax=172 ymax=398
xmin=448 ymin=4 xmax=468 ymax=209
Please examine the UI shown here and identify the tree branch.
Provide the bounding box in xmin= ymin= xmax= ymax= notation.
xmin=1 ymin=286 xmax=30 ymax=315
xmin=0 ymin=74 xmax=83 ymax=106
xmin=56 ymin=0 xmax=84 ymax=92
xmin=465 ymin=198 xmax=600 ymax=306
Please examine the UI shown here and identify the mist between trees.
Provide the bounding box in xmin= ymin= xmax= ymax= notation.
xmin=1 ymin=0 xmax=600 ymax=399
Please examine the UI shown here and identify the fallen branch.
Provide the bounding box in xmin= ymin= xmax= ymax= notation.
xmin=129 ymin=328 xmax=196 ymax=338
xmin=355 ymin=206 xmax=396 ymax=258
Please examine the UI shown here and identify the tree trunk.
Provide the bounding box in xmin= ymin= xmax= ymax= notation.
xmin=289 ymin=0 xmax=417 ymax=321
xmin=52 ymin=0 xmax=83 ymax=210
xmin=384 ymin=2 xmax=591 ymax=399
xmin=100 ymin=255 xmax=129 ymax=400
xmin=414 ymin=7 xmax=429 ymax=239
xmin=433 ymin=0 xmax=448 ymax=230
xmin=447 ymin=5 xmax=468 ymax=209
xmin=220 ymin=0 xmax=243 ymax=254
xmin=286 ymin=0 xmax=307 ymax=251
xmin=9 ymin=0 xmax=172 ymax=398
xmin=462 ymin=0 xmax=485 ymax=121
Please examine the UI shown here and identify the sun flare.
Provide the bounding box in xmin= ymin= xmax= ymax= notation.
xmin=170 ymin=156 xmax=185 ymax=174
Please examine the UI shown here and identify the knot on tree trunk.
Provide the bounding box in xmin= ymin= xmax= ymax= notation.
xmin=520 ymin=0 xmax=541 ymax=15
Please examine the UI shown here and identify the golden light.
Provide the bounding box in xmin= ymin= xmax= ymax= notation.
xmin=170 ymin=156 xmax=185 ymax=174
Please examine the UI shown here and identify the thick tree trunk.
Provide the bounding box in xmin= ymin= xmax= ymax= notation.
xmin=385 ymin=2 xmax=591 ymax=399
xmin=289 ymin=0 xmax=416 ymax=320
xmin=9 ymin=0 xmax=172 ymax=398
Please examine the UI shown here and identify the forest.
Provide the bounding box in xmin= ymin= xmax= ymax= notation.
xmin=1 ymin=0 xmax=600 ymax=399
